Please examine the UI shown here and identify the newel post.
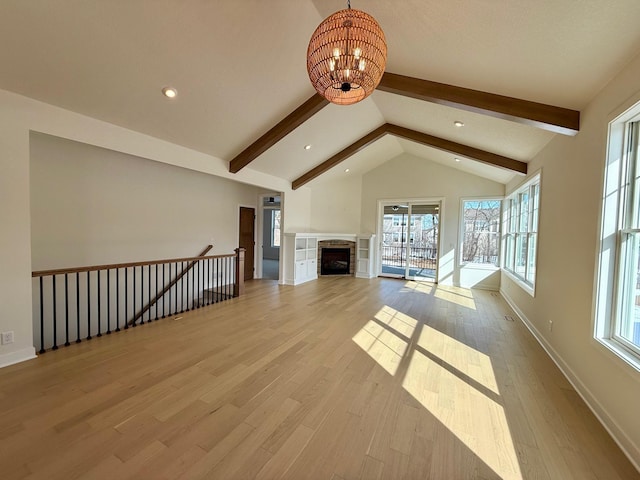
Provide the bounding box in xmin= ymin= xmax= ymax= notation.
xmin=234 ymin=248 xmax=245 ymax=297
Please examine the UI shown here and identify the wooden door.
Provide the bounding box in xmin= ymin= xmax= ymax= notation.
xmin=239 ymin=207 xmax=255 ymax=280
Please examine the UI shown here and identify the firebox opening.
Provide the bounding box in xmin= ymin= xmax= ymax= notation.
xmin=321 ymin=248 xmax=351 ymax=275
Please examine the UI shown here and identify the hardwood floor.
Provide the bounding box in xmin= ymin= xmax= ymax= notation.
xmin=0 ymin=277 xmax=637 ymax=479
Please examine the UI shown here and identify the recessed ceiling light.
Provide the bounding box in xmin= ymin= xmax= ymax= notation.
xmin=455 ymin=158 xmax=461 ymax=162
xmin=162 ymin=86 xmax=177 ymax=98
xmin=304 ymin=144 xmax=312 ymax=150
xmin=454 ymin=120 xmax=464 ymax=127
xmin=345 ymin=168 xmax=350 ymax=173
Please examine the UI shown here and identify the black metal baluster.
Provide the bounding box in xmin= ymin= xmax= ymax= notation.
xmin=76 ymin=272 xmax=81 ymax=343
xmin=162 ymin=263 xmax=166 ymax=319
xmin=173 ymin=262 xmax=177 ymax=315
xmin=205 ymin=258 xmax=209 ymax=306
xmin=39 ymin=277 xmax=44 ymax=354
xmin=186 ymin=260 xmax=191 ymax=312
xmin=86 ymin=272 xmax=92 ymax=340
xmin=97 ymin=270 xmax=102 ymax=337
xmin=155 ymin=264 xmax=159 ymax=320
xmin=194 ymin=260 xmax=198 ymax=309
xmin=64 ymin=273 xmax=70 ymax=346
xmin=107 ymin=269 xmax=111 ymax=334
xmin=132 ymin=265 xmax=137 ymax=327
xmin=140 ymin=266 xmax=145 ymax=325
xmin=124 ymin=267 xmax=129 ymax=330
xmin=148 ymin=263 xmax=151 ymax=322
xmin=116 ymin=268 xmax=121 ymax=332
xmin=52 ymin=275 xmax=58 ymax=350
xmin=215 ymin=258 xmax=219 ymax=303
xmin=182 ymin=261 xmax=186 ymax=313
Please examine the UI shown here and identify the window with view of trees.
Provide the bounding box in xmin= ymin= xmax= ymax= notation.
xmin=271 ymin=210 xmax=281 ymax=247
xmin=461 ymin=200 xmax=501 ymax=266
xmin=502 ymin=174 xmax=540 ymax=294
xmin=595 ymin=107 xmax=640 ymax=368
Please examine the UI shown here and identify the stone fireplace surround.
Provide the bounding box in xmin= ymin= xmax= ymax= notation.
xmin=317 ymin=239 xmax=356 ymax=276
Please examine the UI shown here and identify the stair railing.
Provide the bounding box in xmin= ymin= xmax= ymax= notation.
xmin=31 ymin=247 xmax=245 ymax=354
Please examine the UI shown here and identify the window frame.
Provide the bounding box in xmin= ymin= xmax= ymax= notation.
xmin=501 ymin=172 xmax=541 ymax=296
xmin=595 ymin=104 xmax=640 ymax=370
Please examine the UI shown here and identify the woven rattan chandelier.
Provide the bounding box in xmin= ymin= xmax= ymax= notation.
xmin=307 ymin=0 xmax=387 ymax=105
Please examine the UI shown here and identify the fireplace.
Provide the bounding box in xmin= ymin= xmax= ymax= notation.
xmin=321 ymin=248 xmax=351 ymax=275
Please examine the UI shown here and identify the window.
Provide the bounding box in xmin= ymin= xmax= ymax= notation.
xmin=502 ymin=174 xmax=540 ymax=294
xmin=271 ymin=210 xmax=281 ymax=247
xmin=461 ymin=199 xmax=502 ymax=266
xmin=595 ymin=105 xmax=640 ymax=369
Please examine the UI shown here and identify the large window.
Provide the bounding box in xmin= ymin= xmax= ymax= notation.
xmin=502 ymin=174 xmax=540 ymax=294
xmin=461 ymin=199 xmax=501 ymax=266
xmin=596 ymin=107 xmax=640 ymax=369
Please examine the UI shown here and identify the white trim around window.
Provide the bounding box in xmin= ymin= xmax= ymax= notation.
xmin=501 ymin=172 xmax=541 ymax=297
xmin=594 ymin=100 xmax=640 ymax=372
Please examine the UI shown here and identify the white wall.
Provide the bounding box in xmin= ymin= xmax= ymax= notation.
xmin=361 ymin=153 xmax=505 ymax=288
xmin=0 ymin=125 xmax=35 ymax=367
xmin=309 ymin=175 xmax=362 ymax=233
xmin=30 ymin=132 xmax=261 ymax=269
xmin=500 ymin=51 xmax=640 ymax=467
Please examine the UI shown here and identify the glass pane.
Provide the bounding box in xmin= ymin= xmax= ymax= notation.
xmin=526 ymin=234 xmax=536 ymax=283
xmin=272 ymin=210 xmax=281 ymax=247
xmin=515 ymin=234 xmax=527 ymax=277
xmin=530 ymin=184 xmax=540 ymax=233
xmin=519 ymin=192 xmax=529 ymax=232
xmin=462 ymin=200 xmax=501 ymax=265
xmin=618 ymin=232 xmax=640 ymax=349
xmin=381 ymin=206 xmax=408 ymax=276
xmin=503 ymin=234 xmax=513 ymax=271
xmin=407 ymin=204 xmax=439 ymax=280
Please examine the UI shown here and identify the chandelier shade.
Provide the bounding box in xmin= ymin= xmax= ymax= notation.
xmin=307 ymin=7 xmax=387 ymax=106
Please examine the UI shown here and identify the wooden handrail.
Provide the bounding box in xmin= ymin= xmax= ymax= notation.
xmin=128 ymin=245 xmax=213 ymax=325
xmin=30 ymin=246 xmax=237 ymax=277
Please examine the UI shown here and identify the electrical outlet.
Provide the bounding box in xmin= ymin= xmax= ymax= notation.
xmin=1 ymin=331 xmax=14 ymax=345
xmin=548 ymin=320 xmax=553 ymax=332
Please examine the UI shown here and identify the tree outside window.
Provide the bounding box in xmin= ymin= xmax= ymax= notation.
xmin=461 ymin=200 xmax=501 ymax=265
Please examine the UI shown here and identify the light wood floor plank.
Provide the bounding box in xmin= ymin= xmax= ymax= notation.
xmin=0 ymin=277 xmax=637 ymax=479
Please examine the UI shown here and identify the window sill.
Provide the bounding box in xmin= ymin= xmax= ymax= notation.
xmin=595 ymin=337 xmax=640 ymax=373
xmin=501 ymin=268 xmax=535 ymax=297
xmin=460 ymin=263 xmax=500 ymax=271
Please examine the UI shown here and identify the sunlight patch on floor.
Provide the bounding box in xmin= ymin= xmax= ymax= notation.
xmin=402 ymin=349 xmax=522 ymax=480
xmin=418 ymin=324 xmax=499 ymax=395
xmin=352 ymin=306 xmax=417 ymax=375
xmin=434 ymin=286 xmax=476 ymax=310
xmin=352 ymin=320 xmax=409 ymax=375
xmin=374 ymin=305 xmax=418 ymax=337
xmin=402 ymin=281 xmax=435 ymax=295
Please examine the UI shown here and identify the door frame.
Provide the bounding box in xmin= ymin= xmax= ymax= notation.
xmin=376 ymin=197 xmax=445 ymax=282
xmin=256 ymin=192 xmax=282 ymax=280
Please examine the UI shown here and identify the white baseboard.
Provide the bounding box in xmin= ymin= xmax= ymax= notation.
xmin=499 ymin=289 xmax=640 ymax=472
xmin=0 ymin=346 xmax=37 ymax=369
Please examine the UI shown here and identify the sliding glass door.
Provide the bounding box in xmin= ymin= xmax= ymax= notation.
xmin=380 ymin=202 xmax=440 ymax=281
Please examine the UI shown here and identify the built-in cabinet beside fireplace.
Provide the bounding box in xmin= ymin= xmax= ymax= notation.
xmin=283 ymin=233 xmax=376 ymax=285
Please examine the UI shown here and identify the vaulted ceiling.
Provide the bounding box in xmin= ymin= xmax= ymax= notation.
xmin=2 ymin=1 xmax=640 ymax=187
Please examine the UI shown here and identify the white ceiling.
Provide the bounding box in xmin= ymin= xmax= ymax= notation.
xmin=1 ymin=0 xmax=640 ymax=187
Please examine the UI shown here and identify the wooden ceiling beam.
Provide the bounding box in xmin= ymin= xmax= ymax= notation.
xmin=385 ymin=124 xmax=527 ymax=174
xmin=228 ymin=94 xmax=329 ymax=173
xmin=229 ymin=73 xmax=578 ymax=174
xmin=291 ymin=123 xmax=527 ymax=190
xmin=378 ymin=72 xmax=580 ymax=136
